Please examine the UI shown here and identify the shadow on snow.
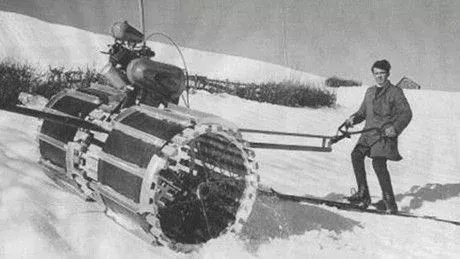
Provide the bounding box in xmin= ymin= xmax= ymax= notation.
xmin=241 ymin=193 xmax=360 ymax=252
xmin=395 ymin=183 xmax=460 ymax=212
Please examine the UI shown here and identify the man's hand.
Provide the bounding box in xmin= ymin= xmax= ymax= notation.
xmin=344 ymin=116 xmax=354 ymax=128
xmin=384 ymin=126 xmax=397 ymax=137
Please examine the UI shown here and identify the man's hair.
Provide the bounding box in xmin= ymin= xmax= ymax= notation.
xmin=371 ymin=59 xmax=391 ymax=73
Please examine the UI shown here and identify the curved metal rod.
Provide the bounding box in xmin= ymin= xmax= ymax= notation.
xmin=144 ymin=32 xmax=190 ymax=108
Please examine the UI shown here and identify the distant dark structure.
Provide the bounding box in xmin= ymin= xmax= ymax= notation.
xmin=396 ymin=76 xmax=421 ymax=90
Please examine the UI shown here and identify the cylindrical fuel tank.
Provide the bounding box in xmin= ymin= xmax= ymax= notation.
xmin=93 ymin=104 xmax=258 ymax=251
xmin=126 ymin=58 xmax=186 ymax=105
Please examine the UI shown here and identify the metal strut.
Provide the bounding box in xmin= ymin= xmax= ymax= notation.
xmin=2 ymin=105 xmax=110 ymax=133
xmin=240 ymin=122 xmax=387 ymax=153
xmin=239 ymin=128 xmax=332 ymax=152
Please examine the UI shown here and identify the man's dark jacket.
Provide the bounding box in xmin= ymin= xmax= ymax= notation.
xmin=352 ymin=83 xmax=412 ymax=161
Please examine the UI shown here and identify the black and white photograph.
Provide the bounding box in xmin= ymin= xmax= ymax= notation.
xmin=0 ymin=0 xmax=459 ymax=258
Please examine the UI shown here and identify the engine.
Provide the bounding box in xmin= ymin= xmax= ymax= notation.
xmin=102 ymin=21 xmax=184 ymax=107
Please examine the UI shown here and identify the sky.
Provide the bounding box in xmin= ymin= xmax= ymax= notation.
xmin=0 ymin=10 xmax=459 ymax=258
xmin=0 ymin=0 xmax=459 ymax=91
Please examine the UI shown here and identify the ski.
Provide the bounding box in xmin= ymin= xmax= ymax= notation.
xmin=259 ymin=188 xmax=460 ymax=226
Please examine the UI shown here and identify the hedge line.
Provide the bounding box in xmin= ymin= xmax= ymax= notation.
xmin=0 ymin=60 xmax=104 ymax=107
xmin=233 ymin=82 xmax=336 ymax=108
xmin=190 ymin=77 xmax=337 ymax=108
xmin=0 ymin=60 xmax=337 ymax=109
xmin=325 ymin=76 xmax=361 ymax=88
xmin=0 ymin=61 xmax=37 ymax=107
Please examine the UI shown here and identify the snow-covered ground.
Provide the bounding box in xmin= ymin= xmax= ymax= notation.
xmin=1 ymin=10 xmax=460 ymax=259
xmin=0 ymin=11 xmax=324 ymax=86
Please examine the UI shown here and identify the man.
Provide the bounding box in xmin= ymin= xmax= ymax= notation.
xmin=344 ymin=59 xmax=412 ymax=213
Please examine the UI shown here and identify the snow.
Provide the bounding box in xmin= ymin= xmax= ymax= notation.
xmin=1 ymin=10 xmax=460 ymax=259
xmin=0 ymin=11 xmax=324 ymax=86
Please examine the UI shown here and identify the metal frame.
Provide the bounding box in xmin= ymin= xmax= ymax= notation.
xmin=240 ymin=128 xmax=332 ymax=152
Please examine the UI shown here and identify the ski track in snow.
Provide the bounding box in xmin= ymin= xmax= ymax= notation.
xmin=0 ymin=10 xmax=460 ymax=259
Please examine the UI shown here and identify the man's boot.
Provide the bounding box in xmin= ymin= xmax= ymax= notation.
xmin=346 ymin=187 xmax=371 ymax=208
xmin=374 ymin=192 xmax=398 ymax=213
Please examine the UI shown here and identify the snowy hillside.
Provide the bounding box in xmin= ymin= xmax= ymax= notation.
xmin=1 ymin=10 xmax=460 ymax=259
xmin=0 ymin=11 xmax=324 ymax=85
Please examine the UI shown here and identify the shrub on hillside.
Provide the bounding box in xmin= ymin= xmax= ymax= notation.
xmin=189 ymin=76 xmax=336 ymax=108
xmin=0 ymin=60 xmax=38 ymax=107
xmin=0 ymin=60 xmax=105 ymax=105
xmin=32 ymin=66 xmax=104 ymax=98
xmin=325 ymin=76 xmax=361 ymax=88
xmin=235 ymin=81 xmax=336 ymax=108
xmin=1 ymin=60 xmax=336 ymax=109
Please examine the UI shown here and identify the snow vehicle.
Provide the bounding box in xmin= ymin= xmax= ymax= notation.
xmin=0 ymin=0 xmax=331 ymax=249
xmin=0 ymin=19 xmax=260 ymax=252
xmin=0 ymin=7 xmax=331 ymax=249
